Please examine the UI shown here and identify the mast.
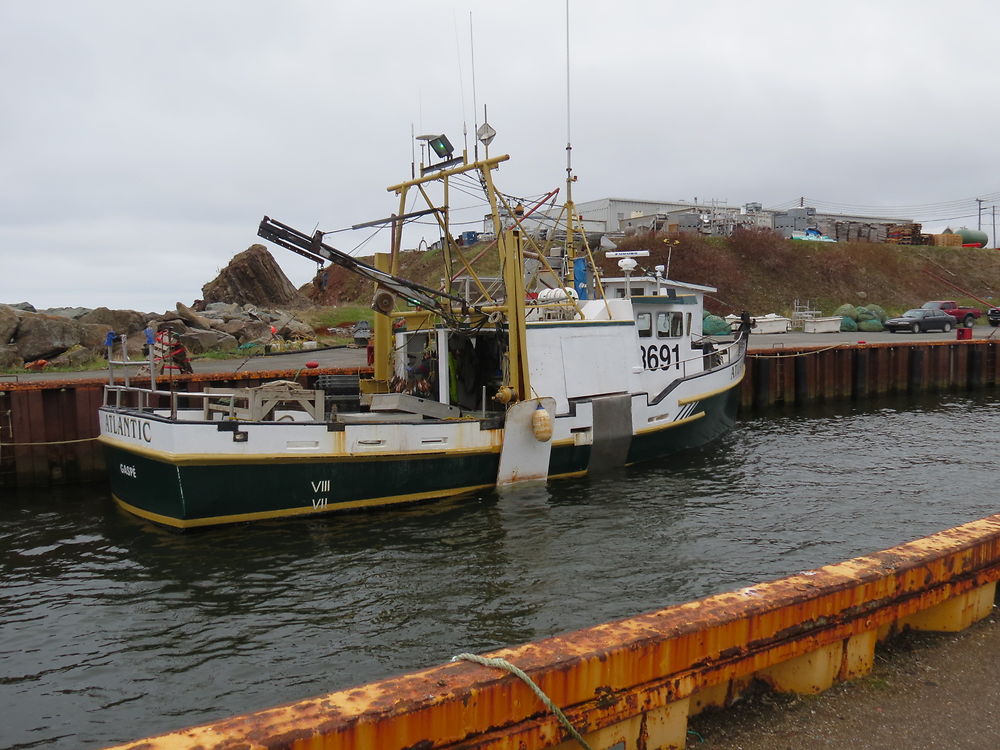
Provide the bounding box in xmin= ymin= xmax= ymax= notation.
xmin=563 ymin=0 xmax=576 ymax=287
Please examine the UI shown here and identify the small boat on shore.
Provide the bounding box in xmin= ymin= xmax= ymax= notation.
xmin=99 ymin=135 xmax=748 ymax=529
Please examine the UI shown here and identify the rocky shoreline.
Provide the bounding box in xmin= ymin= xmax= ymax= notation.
xmin=0 ymin=244 xmax=322 ymax=371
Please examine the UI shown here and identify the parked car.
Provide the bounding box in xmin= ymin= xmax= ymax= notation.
xmin=885 ymin=308 xmax=955 ymax=333
xmin=920 ymin=300 xmax=982 ymax=328
xmin=988 ymin=307 xmax=1000 ymax=327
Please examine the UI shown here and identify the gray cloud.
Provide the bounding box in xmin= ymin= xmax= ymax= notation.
xmin=3 ymin=0 xmax=999 ymax=311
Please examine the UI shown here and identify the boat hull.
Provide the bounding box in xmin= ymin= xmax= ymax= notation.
xmin=103 ymin=441 xmax=501 ymax=529
xmin=101 ymin=379 xmax=741 ymax=529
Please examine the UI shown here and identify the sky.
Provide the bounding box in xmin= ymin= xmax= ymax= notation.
xmin=3 ymin=0 xmax=1000 ymax=313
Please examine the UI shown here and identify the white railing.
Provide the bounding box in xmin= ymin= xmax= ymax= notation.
xmin=103 ymin=384 xmax=242 ymax=420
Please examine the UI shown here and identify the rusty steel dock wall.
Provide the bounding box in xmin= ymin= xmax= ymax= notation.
xmin=740 ymin=338 xmax=1000 ymax=410
xmin=106 ymin=514 xmax=1000 ymax=750
xmin=3 ymin=339 xmax=1000 ymax=486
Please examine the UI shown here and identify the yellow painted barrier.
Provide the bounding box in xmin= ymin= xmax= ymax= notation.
xmin=107 ymin=514 xmax=1000 ymax=750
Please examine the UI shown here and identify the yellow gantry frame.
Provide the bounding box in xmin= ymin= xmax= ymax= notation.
xmin=382 ymin=154 xmax=531 ymax=402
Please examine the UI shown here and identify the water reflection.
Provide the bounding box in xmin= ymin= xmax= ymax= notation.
xmin=3 ymin=392 xmax=1000 ymax=748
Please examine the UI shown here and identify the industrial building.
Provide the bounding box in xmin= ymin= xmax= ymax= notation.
xmin=526 ymin=196 xmax=913 ymax=244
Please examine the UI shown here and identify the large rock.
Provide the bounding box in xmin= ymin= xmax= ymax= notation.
xmin=0 ymin=344 xmax=23 ymax=370
xmin=204 ymin=302 xmax=244 ymax=319
xmin=177 ymin=328 xmax=238 ymax=355
xmin=50 ymin=345 xmax=95 ymax=368
xmin=277 ymin=317 xmax=315 ymax=339
xmin=14 ymin=313 xmax=82 ymax=360
xmin=219 ymin=319 xmax=271 ymax=344
xmin=80 ymin=322 xmax=114 ymax=351
xmin=175 ymin=301 xmax=214 ymax=330
xmin=3 ymin=302 xmax=36 ymax=312
xmin=79 ymin=307 xmax=148 ymax=335
xmin=201 ymin=244 xmax=309 ymax=308
xmin=41 ymin=306 xmax=92 ymax=319
xmin=0 ymin=305 xmax=19 ymax=345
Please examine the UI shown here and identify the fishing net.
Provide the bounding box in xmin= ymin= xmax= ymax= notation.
xmin=702 ymin=314 xmax=731 ymax=336
xmin=840 ymin=316 xmax=858 ymax=332
xmin=834 ymin=303 xmax=858 ymax=320
xmin=864 ymin=304 xmax=888 ymax=323
xmin=856 ymin=306 xmax=877 ymax=322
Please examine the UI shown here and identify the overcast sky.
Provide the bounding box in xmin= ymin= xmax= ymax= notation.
xmin=3 ymin=0 xmax=999 ymax=312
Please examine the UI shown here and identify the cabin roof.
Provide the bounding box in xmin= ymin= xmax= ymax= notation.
xmin=601 ymin=276 xmax=716 ymax=293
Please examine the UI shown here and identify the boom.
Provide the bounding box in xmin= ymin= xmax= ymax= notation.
xmin=257 ymin=216 xmax=479 ymax=327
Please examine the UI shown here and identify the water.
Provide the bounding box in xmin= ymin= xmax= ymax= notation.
xmin=3 ymin=393 xmax=1000 ymax=749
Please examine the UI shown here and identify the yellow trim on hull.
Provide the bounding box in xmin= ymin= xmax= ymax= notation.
xmin=676 ymin=370 xmax=745 ymax=405
xmin=548 ymin=469 xmax=588 ymax=480
xmin=99 ymin=436 xmax=501 ymax=466
xmin=634 ymin=410 xmax=706 ymax=435
xmin=113 ymin=484 xmax=495 ymax=529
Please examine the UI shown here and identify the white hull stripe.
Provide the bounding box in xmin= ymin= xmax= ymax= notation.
xmin=674 ymin=401 xmax=700 ymax=422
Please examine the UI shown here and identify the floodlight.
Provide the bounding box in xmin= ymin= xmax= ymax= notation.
xmin=428 ymin=135 xmax=454 ymax=159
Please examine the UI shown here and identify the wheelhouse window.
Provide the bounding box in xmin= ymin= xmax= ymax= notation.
xmin=637 ymin=312 xmax=652 ymax=338
xmin=656 ymin=311 xmax=686 ymax=338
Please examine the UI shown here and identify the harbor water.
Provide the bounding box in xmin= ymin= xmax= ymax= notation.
xmin=3 ymin=393 xmax=999 ymax=749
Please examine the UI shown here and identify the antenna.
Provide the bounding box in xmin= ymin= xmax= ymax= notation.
xmin=563 ymin=0 xmax=577 ymax=283
xmin=565 ymin=0 xmax=573 ymax=201
xmin=470 ymin=11 xmax=479 ymax=161
xmin=453 ymin=10 xmax=469 ymax=154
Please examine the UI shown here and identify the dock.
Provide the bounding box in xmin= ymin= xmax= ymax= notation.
xmin=4 ymin=339 xmax=1000 ymax=749
xmin=3 ymin=337 xmax=999 ymax=487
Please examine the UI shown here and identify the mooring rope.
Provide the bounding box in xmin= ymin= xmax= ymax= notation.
xmin=0 ymin=436 xmax=100 ymax=446
xmin=451 ymin=653 xmax=593 ymax=750
xmin=748 ymin=344 xmax=850 ymax=359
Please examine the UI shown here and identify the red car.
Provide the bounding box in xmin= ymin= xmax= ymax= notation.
xmin=921 ymin=300 xmax=981 ymax=328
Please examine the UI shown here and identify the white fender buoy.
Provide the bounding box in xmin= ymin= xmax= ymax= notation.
xmin=531 ymin=404 xmax=553 ymax=442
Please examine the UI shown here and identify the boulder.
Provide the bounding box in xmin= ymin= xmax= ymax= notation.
xmin=219 ymin=319 xmax=271 ymax=344
xmin=13 ymin=313 xmax=82 ymax=360
xmin=0 ymin=305 xmax=20 ymax=345
xmin=79 ymin=323 xmax=114 ymax=351
xmin=204 ymin=302 xmax=243 ymax=318
xmin=50 ymin=345 xmax=96 ymax=368
xmin=3 ymin=302 xmax=36 ymax=312
xmin=201 ymin=244 xmax=310 ymax=308
xmin=177 ymin=327 xmax=238 ymax=355
xmin=0 ymin=344 xmax=23 ymax=370
xmin=41 ymin=306 xmax=92 ymax=319
xmin=278 ymin=318 xmax=315 ymax=339
xmin=175 ymin=301 xmax=214 ymax=330
xmin=79 ymin=307 xmax=148 ymax=335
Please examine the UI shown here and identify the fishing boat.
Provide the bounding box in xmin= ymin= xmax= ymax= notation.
xmin=99 ymin=132 xmax=748 ymax=529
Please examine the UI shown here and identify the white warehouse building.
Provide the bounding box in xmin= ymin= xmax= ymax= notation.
xmin=525 ymin=197 xmax=910 ymax=243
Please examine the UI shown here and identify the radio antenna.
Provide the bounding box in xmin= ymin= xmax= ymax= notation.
xmin=565 ymin=0 xmax=573 ymax=200
xmin=564 ymin=0 xmax=577 ymax=279
xmin=470 ymin=11 xmax=479 ymax=161
xmin=453 ymin=10 xmax=469 ymax=154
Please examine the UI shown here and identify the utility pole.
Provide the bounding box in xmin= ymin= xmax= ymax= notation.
xmin=993 ymin=205 xmax=997 ymax=249
xmin=977 ymin=197 xmax=985 ymax=230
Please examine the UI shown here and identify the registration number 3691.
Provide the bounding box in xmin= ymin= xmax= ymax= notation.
xmin=640 ymin=343 xmax=680 ymax=370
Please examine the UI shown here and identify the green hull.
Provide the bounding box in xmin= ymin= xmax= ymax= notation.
xmin=104 ymin=384 xmax=740 ymax=529
xmin=626 ymin=386 xmax=739 ymax=464
xmin=104 ymin=445 xmax=502 ymax=528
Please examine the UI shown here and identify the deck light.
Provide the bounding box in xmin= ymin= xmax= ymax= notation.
xmin=428 ymin=135 xmax=454 ymax=159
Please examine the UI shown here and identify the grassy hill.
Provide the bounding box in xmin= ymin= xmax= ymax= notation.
xmin=301 ymin=229 xmax=1000 ymax=320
